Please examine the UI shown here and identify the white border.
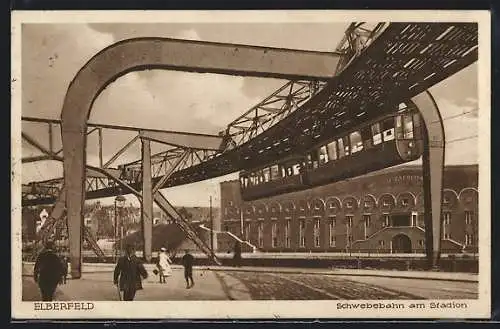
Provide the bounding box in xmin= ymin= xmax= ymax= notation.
xmin=11 ymin=10 xmax=491 ymax=319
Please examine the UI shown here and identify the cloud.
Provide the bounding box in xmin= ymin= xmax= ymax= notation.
xmin=22 ymin=24 xmax=115 ymax=119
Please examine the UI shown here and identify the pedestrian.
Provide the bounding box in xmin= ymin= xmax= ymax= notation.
xmin=33 ymin=240 xmax=65 ymax=301
xmin=156 ymin=247 xmax=172 ymax=284
xmin=233 ymin=241 xmax=242 ymax=267
xmin=181 ymin=249 xmax=195 ymax=289
xmin=113 ymin=244 xmax=148 ymax=301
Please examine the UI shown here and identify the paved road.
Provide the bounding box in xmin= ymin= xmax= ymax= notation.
xmin=22 ymin=268 xmax=477 ymax=301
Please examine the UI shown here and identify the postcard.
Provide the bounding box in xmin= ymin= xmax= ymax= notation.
xmin=11 ymin=9 xmax=491 ymax=319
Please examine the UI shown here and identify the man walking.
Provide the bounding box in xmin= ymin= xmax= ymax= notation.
xmin=113 ymin=244 xmax=148 ymax=301
xmin=34 ymin=240 xmax=65 ymax=301
xmin=233 ymin=241 xmax=242 ymax=267
xmin=182 ymin=249 xmax=195 ymax=289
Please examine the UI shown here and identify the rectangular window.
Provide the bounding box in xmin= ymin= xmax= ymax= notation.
xmin=465 ymin=211 xmax=473 ymax=225
xmin=337 ymin=138 xmax=346 ymax=158
xmin=395 ymin=115 xmax=404 ymax=139
xmin=270 ymin=165 xmax=280 ymax=180
xmin=263 ymin=167 xmax=271 ymax=182
xmin=363 ymin=214 xmax=371 ymax=239
xmin=346 ymin=215 xmax=353 ymax=228
xmin=372 ymin=123 xmax=382 ymax=145
xmin=443 ymin=212 xmax=451 ymax=225
xmin=403 ymin=114 xmax=414 ymax=139
xmin=258 ymin=222 xmax=264 ymax=247
xmin=285 ymin=220 xmax=291 ymax=248
xmin=418 ymin=240 xmax=425 ymax=247
xmin=343 ymin=135 xmax=350 ymax=155
xmin=382 ymin=118 xmax=395 ymax=142
xmin=271 ymin=223 xmax=278 ymax=248
xmin=318 ymin=146 xmax=329 ymax=165
xmin=329 ymin=217 xmax=336 ymax=247
xmin=292 ymin=163 xmax=301 ymax=176
xmin=257 ymin=170 xmax=264 ymax=184
xmin=383 ymin=214 xmax=390 ymax=227
xmin=244 ymin=223 xmax=250 ymax=241
xmin=327 ymin=140 xmax=338 ymax=161
xmin=465 ymin=234 xmax=474 ymax=246
xmin=299 ymin=220 xmax=306 ymax=247
xmin=413 ymin=113 xmax=422 ymax=139
xmin=350 ymin=131 xmax=364 ymax=153
xmin=307 ymin=152 xmax=319 ymax=169
xmin=379 ymin=240 xmax=385 ymax=247
xmin=361 ymin=127 xmax=372 ymax=148
xmin=314 ymin=218 xmax=321 ymax=247
xmin=412 ymin=212 xmax=418 ymax=227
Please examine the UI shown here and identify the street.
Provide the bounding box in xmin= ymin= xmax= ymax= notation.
xmin=22 ymin=267 xmax=477 ymax=301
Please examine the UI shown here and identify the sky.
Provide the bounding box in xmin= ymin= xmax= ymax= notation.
xmin=20 ymin=22 xmax=479 ymax=207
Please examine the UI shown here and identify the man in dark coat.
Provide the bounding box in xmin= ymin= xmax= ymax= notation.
xmin=113 ymin=244 xmax=148 ymax=301
xmin=181 ymin=249 xmax=195 ymax=289
xmin=33 ymin=241 xmax=64 ymax=301
xmin=233 ymin=241 xmax=242 ymax=267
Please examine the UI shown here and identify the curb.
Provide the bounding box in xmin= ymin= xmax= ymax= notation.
xmin=199 ymin=266 xmax=478 ymax=283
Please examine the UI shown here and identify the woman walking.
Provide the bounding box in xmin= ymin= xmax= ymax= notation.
xmin=157 ymin=247 xmax=172 ymax=284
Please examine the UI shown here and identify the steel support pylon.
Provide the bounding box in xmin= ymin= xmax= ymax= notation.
xmin=141 ymin=139 xmax=153 ymax=262
xmin=411 ymin=90 xmax=444 ymax=269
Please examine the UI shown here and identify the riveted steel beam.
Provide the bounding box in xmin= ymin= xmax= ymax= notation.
xmin=139 ymin=130 xmax=224 ymax=151
xmin=411 ymin=90 xmax=444 ymax=269
xmin=141 ymin=139 xmax=153 ymax=262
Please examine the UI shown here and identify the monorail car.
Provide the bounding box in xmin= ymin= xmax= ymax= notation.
xmin=239 ymin=105 xmax=424 ymax=201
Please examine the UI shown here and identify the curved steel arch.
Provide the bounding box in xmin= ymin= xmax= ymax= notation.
xmin=60 ymin=38 xmax=339 ymax=278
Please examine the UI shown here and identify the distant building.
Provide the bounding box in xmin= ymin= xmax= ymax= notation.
xmin=220 ymin=165 xmax=478 ymax=254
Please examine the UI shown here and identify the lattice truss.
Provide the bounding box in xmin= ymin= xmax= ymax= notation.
xmin=22 ymin=22 xmax=393 ymax=205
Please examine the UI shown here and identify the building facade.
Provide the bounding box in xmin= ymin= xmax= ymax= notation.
xmin=220 ymin=165 xmax=478 ymax=253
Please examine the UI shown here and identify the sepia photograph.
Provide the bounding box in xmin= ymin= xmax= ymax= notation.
xmin=11 ymin=10 xmax=491 ymax=319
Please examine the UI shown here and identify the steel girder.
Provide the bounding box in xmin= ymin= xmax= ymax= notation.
xmin=60 ymin=38 xmax=337 ymax=277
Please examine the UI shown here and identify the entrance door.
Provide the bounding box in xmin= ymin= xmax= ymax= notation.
xmin=392 ymin=234 xmax=412 ymax=253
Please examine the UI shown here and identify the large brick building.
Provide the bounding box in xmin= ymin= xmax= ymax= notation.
xmin=219 ymin=165 xmax=478 ymax=254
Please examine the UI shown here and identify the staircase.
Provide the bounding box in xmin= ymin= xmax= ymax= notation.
xmin=83 ymin=226 xmax=106 ymax=259
xmin=351 ymin=226 xmax=426 ymax=252
xmin=198 ymin=224 xmax=257 ymax=253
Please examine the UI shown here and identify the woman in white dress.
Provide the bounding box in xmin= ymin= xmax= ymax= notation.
xmin=157 ymin=247 xmax=172 ymax=284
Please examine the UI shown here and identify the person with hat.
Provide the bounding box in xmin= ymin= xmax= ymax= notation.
xmin=156 ymin=247 xmax=172 ymax=284
xmin=113 ymin=244 xmax=148 ymax=301
xmin=33 ymin=240 xmax=65 ymax=301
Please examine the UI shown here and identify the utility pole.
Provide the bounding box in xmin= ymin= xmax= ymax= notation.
xmin=210 ymin=196 xmax=214 ymax=255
